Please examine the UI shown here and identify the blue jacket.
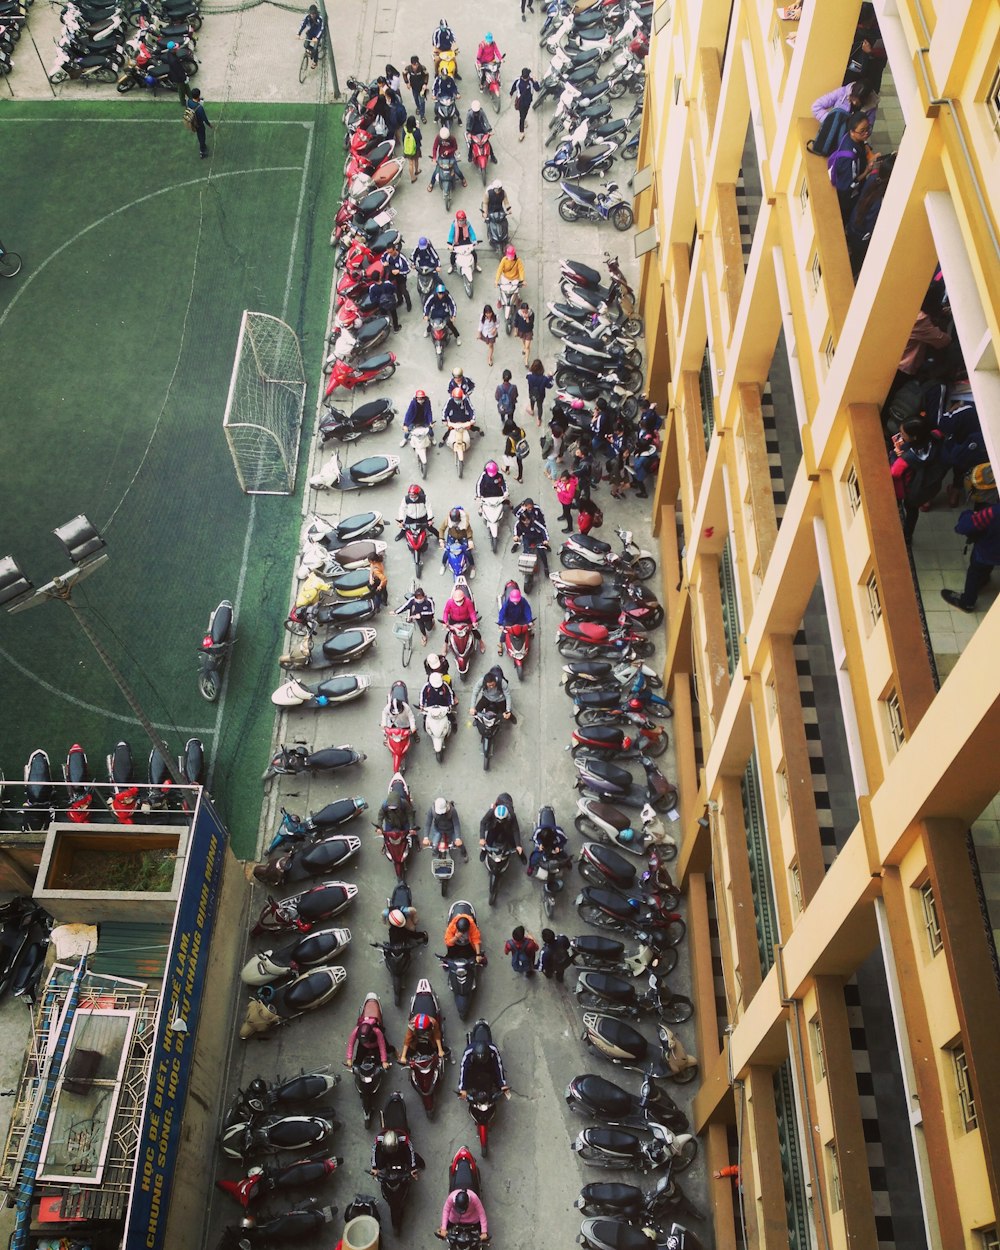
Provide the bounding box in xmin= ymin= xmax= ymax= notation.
xmin=956 ymin=506 xmax=1000 ymax=565
xmin=298 ymin=11 xmax=324 ymax=37
xmin=447 ymin=221 xmax=478 ymax=246
xmin=498 ymin=598 xmax=533 ymax=628
xmin=424 ymin=290 xmax=457 ymax=319
xmin=403 ymin=397 xmax=433 ymax=430
xmin=411 ymin=242 xmax=440 ymax=271
xmin=433 ymin=75 xmax=458 ymax=101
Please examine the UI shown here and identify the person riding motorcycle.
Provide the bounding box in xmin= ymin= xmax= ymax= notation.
xmin=401 ymin=389 xmax=434 ymax=447
xmin=381 ymin=687 xmax=418 ymax=734
xmin=447 ymin=210 xmax=480 ymax=273
xmin=345 ymin=1010 xmax=392 ymax=1070
xmin=448 ymin=366 xmax=477 ymax=399
xmin=512 ymin=498 xmax=550 ymax=576
xmin=479 ymin=793 xmax=526 ymax=862
xmin=419 ymin=672 xmax=458 ymax=730
xmin=411 ymin=236 xmax=442 ymax=281
xmin=471 ymin=664 xmax=512 ymax=718
xmin=474 ymin=31 xmax=502 ymax=88
xmin=442 ymin=585 xmax=479 ymax=630
xmin=474 ymin=460 xmax=508 ymax=503
xmin=439 ymin=1188 xmax=489 ymax=1243
xmin=496 ymin=585 xmax=533 ymax=655
xmin=377 ymin=776 xmax=419 ymax=848
xmin=397 ymin=483 xmax=435 ymax=539
xmin=398 ymin=1010 xmax=446 ymax=1063
xmin=423 ymin=282 xmax=461 ymax=344
xmin=371 ymin=1127 xmax=425 ymax=1180
xmin=439 ymin=506 xmax=477 ymax=570
xmin=495 ymin=245 xmax=525 ymax=290
xmin=465 ymin=101 xmax=497 ymax=164
xmin=443 ymin=911 xmax=484 ymax=958
xmin=458 ymin=1035 xmax=509 ymax=1101
xmin=443 ymin=387 xmax=477 ymax=441
xmin=481 ymin=179 xmax=511 ymax=221
xmin=432 ymin=17 xmax=457 ymax=76
xmin=425 ymin=651 xmax=452 ymax=683
xmin=423 ymin=795 xmax=467 ymax=857
xmin=528 ymin=805 xmax=569 ymax=875
xmin=429 ymin=126 xmax=468 ymax=191
xmin=432 ymin=63 xmax=460 ymax=112
xmin=382 ymin=905 xmax=429 ymax=947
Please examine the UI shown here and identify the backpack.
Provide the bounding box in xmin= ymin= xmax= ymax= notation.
xmin=495 ymin=384 xmax=516 ymax=415
xmin=182 ymin=106 xmax=197 ymax=132
xmin=883 ymin=377 xmax=926 ymax=435
xmin=806 ymin=108 xmax=849 ymax=158
xmin=964 ymin=463 xmax=998 ymax=508
xmin=827 ymin=140 xmax=861 ymax=191
xmin=402 ymin=130 xmax=417 ymax=157
xmin=938 ymin=401 xmax=983 ymax=470
xmin=901 ymin=445 xmax=949 ymax=507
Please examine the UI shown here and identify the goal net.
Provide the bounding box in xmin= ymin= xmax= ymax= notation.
xmin=223 ymin=311 xmax=307 ymax=495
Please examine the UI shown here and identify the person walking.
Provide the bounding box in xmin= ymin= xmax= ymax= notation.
xmin=477 ymin=304 xmax=499 ymax=366
xmin=538 ymin=930 xmax=572 ymax=983
xmin=512 ymin=301 xmax=535 ymax=366
xmin=503 ymin=925 xmax=538 ymax=976
xmin=501 ymin=415 xmax=527 ymax=484
xmin=164 ymin=41 xmax=188 ymax=107
xmin=394 ymin=586 xmax=436 ymax=645
xmin=509 ymin=68 xmax=541 ymax=138
xmin=383 ymin=241 xmax=412 ymax=313
xmin=525 ymin=358 xmax=553 ymax=427
xmin=404 ymin=55 xmax=429 ymax=121
xmin=368 ymin=554 xmax=388 ymax=608
xmin=403 ymin=115 xmax=423 ymax=183
xmin=940 ymin=502 xmax=1000 ymax=614
xmin=554 ymin=469 xmax=579 ymax=532
xmin=185 ymin=88 xmax=213 ymax=159
xmin=371 ymin=271 xmax=401 ymax=332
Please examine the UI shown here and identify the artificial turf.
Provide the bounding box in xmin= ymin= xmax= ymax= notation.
xmin=0 ymin=100 xmax=343 ymax=857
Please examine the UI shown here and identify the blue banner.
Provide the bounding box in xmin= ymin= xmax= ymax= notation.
xmin=124 ymin=798 xmax=228 ymax=1250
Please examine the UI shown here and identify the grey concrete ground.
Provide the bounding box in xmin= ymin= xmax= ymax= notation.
xmin=2 ymin=0 xmax=709 ymax=1242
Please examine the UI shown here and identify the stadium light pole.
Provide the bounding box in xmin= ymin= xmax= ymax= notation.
xmin=0 ymin=517 xmax=184 ymax=785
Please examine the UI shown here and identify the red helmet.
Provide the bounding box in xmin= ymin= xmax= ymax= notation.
xmin=415 ymin=389 xmax=427 ymax=399
xmin=407 ymin=484 xmax=425 ymax=502
xmin=456 ymin=210 xmax=467 ymax=221
xmin=453 ymin=388 xmax=465 ymax=400
xmin=413 ymin=1013 xmax=432 ymax=1030
xmin=627 ymin=697 xmax=644 ymax=711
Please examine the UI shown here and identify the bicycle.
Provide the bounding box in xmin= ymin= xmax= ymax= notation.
xmin=394 ymin=621 xmax=414 ymax=668
xmin=0 ymin=241 xmax=22 ymax=279
xmin=299 ymin=33 xmax=327 ymax=84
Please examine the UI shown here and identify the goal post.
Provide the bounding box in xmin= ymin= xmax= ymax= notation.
xmin=223 ymin=310 xmax=307 ymax=495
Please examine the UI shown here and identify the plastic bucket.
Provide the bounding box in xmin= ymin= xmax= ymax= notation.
xmin=343 ymin=1215 xmax=380 ymax=1250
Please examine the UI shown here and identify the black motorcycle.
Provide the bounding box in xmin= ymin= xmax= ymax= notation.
xmin=320 ymin=398 xmax=395 ymax=443
xmin=197 ymin=598 xmax=235 ymax=701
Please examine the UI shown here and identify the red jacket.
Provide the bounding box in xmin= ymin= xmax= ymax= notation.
xmin=432 ymin=134 xmax=459 ymax=161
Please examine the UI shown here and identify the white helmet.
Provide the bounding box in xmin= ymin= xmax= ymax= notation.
xmin=488 ymin=179 xmax=502 ymax=191
xmin=434 ymin=796 xmax=448 ymax=814
xmin=429 ymin=672 xmax=444 ymax=688
xmin=470 ymin=100 xmax=482 ymax=112
xmin=439 ymin=126 xmax=450 ymax=140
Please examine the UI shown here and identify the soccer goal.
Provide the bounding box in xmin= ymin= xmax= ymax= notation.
xmin=223 ymin=311 xmax=307 ymax=495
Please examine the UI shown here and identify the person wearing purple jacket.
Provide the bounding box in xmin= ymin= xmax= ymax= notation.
xmin=811 ymin=80 xmax=879 ymax=128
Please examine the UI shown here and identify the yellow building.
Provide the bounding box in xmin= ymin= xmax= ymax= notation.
xmin=635 ymin=1 xmax=1000 ymax=1246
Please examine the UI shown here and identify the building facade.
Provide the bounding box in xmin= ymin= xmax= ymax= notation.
xmin=635 ymin=1 xmax=1000 ymax=1247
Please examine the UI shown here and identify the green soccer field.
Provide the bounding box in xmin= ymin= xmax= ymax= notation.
xmin=0 ymin=100 xmax=343 ymax=857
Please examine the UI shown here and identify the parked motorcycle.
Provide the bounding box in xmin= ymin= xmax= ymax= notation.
xmin=572 ymin=1119 xmax=698 ymax=1173
xmin=217 ymin=1157 xmax=342 ymax=1210
xmin=271 ymin=673 xmax=373 ymax=709
xmin=239 ymin=965 xmax=349 ymax=1038
xmin=576 ymin=969 xmax=693 ymax=1024
xmin=319 ymin=398 xmax=396 ymax=443
xmin=575 ymin=885 xmax=685 ymax=945
xmin=557 ymin=179 xmax=634 ymax=229
xmin=565 ymin=1072 xmax=689 ymax=1134
xmin=579 ymin=1219 xmax=706 ymax=1250
xmin=225 ymin=1072 xmax=341 ymax=1122
xmin=241 ymin=927 xmax=352 ymax=986
xmin=254 ymin=836 xmax=362 ymax=887
xmin=575 ymin=798 xmax=677 ymax=858
xmin=21 ymin=749 xmax=53 ymax=831
xmin=196 ymin=598 xmax=235 ymax=701
xmin=581 ymin=1014 xmax=699 ymax=1083
xmin=265 ymin=800 xmax=368 ymax=858
xmin=557 ymin=617 xmax=654 ymax=662
xmin=220 ymin=1113 xmax=338 ymax=1160
xmin=323 ymin=352 xmax=397 ymax=397
xmin=263 ymin=743 xmax=366 ymax=784
xmin=571 ymin=718 xmax=668 ymax=761
xmin=251 ymin=882 xmax=358 ymax=936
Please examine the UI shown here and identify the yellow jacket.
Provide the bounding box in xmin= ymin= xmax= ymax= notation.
xmin=495 ymin=256 xmax=525 ymax=285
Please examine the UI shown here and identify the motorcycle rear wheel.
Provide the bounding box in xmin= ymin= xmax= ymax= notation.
xmin=444 ymin=188 xmax=452 ymax=211
xmin=660 ymin=994 xmax=694 ymax=1025
xmin=611 ymin=205 xmax=634 ymax=232
xmin=541 ymin=164 xmax=561 ymax=183
xmin=632 ymin=556 xmax=657 ymax=581
xmin=641 ymin=733 xmax=668 ymax=759
xmin=559 ymin=550 xmax=589 ymax=569
xmin=376 ymin=363 xmax=396 ymax=381
xmin=95 ymin=67 xmax=118 ymax=83
xmin=607 ymin=79 xmax=627 ymax=99
xmin=199 ymin=670 xmax=221 ymax=702
xmin=673 ymin=1139 xmax=698 ymax=1171
xmin=116 ymin=75 xmax=136 ymax=93
xmin=558 ymin=198 xmax=580 ymax=223
xmin=655 ymin=918 xmax=686 ymax=947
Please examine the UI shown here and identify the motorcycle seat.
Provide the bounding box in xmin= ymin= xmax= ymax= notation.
xmin=357 ymin=189 xmax=389 ymax=214
xmin=356 ymin=319 xmax=389 ymax=345
xmin=79 ymin=52 xmax=114 ymax=65
xmin=358 ymin=351 xmax=393 ymax=371
xmin=584 ymin=838 xmax=636 ymax=880
xmin=579 ymin=143 xmax=611 ymax=162
xmin=299 ymin=886 xmax=349 ymax=918
xmin=586 ymin=1126 xmax=637 ymax=1152
xmin=311 ymin=798 xmax=362 ymax=825
xmin=331 ymin=569 xmax=370 ymax=593
xmin=337 ymin=510 xmax=378 ymax=536
xmin=267 ymin=1116 xmax=322 ymax=1146
xmin=574 ymin=688 xmax=620 ymax=708
xmin=592 ymin=119 xmax=627 ymax=139
xmin=562 ymin=620 xmax=609 ymax=643
xmin=596 ymin=1014 xmax=647 ymax=1053
xmin=558 ymin=569 xmax=604 ymax=588
xmin=283 ymin=970 xmax=330 ymax=1009
xmin=323 ymin=598 xmax=376 ymax=620
xmin=576 ymin=101 xmax=612 ymax=121
xmin=572 ymin=6 xmax=607 ymax=23
xmin=575 ymin=26 xmax=610 ymax=42
xmin=575 ymin=1073 xmax=634 ymax=1114
xmin=322 ymin=629 xmax=368 ymax=657
xmin=574 ymin=533 xmax=612 ymax=553
xmin=589 ymin=1220 xmax=653 ymax=1250
xmin=575 ymin=721 xmax=625 ymax=745
xmin=579 ymin=1182 xmax=643 ymax=1209
xmin=565 ymin=659 xmax=613 ymax=676
xmin=294 ymin=930 xmax=345 ymax=963
xmin=572 ymin=933 xmax=626 ymax=960
xmin=585 ymin=805 xmax=632 ymax=835
xmin=566 ymin=63 xmax=599 ymax=85
xmin=566 ymin=260 xmax=602 ymax=286
xmin=352 ymin=400 xmax=389 ymax=422
xmin=573 ymin=595 xmax=621 ymax=614
xmin=317 ymin=675 xmax=359 ymax=697
xmin=349 ymin=455 xmax=390 ymax=481
xmin=582 ymin=970 xmax=635 ymax=1003
xmin=586 ymin=760 xmax=634 ymax=787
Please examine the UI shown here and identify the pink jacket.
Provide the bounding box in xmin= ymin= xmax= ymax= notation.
xmin=346 ymin=1018 xmax=388 ymax=1065
xmin=441 ymin=1190 xmax=488 ymax=1233
xmin=442 ymin=597 xmax=479 ymax=627
xmin=555 ymin=475 xmax=578 ymax=505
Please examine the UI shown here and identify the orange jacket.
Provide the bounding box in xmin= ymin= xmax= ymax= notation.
xmin=444 ymin=914 xmax=482 ymax=953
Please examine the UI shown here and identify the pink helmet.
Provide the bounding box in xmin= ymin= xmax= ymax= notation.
xmin=485 ymin=461 xmax=498 ymax=477
xmin=571 ymin=398 xmax=585 ymax=410
xmin=509 ymin=588 xmax=521 ymax=603
xmin=505 ymin=246 xmax=516 ymax=258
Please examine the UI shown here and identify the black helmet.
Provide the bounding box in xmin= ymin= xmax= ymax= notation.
xmin=450 ymin=507 xmax=463 ymax=523
xmin=456 ymin=916 xmax=471 ymax=934
xmin=454 ymin=1190 xmax=470 ymax=1214
xmin=521 ymin=498 xmax=534 ymax=509
xmin=385 ymin=792 xmax=402 ymax=813
xmin=472 ymin=1040 xmax=489 ymax=1063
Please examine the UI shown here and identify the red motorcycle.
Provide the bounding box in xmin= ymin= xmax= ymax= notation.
xmin=401 ymin=519 xmax=432 ymax=575
xmin=468 ymin=131 xmax=494 ymax=185
xmin=402 ymin=978 xmax=446 ymax=1117
xmin=343 ymin=139 xmax=395 ymax=183
xmin=384 ymin=725 xmax=413 ymax=774
xmin=571 ymin=715 xmax=668 ymax=759
xmin=325 ymin=352 xmax=397 ymax=397
xmin=556 ymin=615 xmax=654 ymax=660
xmin=340 ymin=238 xmax=385 ymax=281
xmin=216 ymin=1156 xmax=342 ymax=1209
xmin=446 ymin=622 xmax=477 ymax=680
xmin=559 ymin=587 xmax=664 ymax=631
xmin=251 ymin=882 xmax=359 ymax=936
xmin=501 ymin=623 xmax=531 ymax=680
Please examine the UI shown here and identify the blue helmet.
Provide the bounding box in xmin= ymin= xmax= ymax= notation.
xmin=418 ymin=236 xmax=429 ymax=248
xmin=495 ymin=804 xmax=509 ymax=820
xmin=436 ymin=282 xmax=447 ymax=293
xmin=484 ymin=32 xmax=494 ymax=42
xmin=619 ymin=827 xmax=634 ymax=843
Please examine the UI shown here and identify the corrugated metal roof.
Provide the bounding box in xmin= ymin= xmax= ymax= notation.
xmin=89 ymin=922 xmax=170 ymax=980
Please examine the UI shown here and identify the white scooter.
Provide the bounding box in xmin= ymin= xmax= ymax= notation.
xmin=452 ymin=242 xmax=478 ymax=300
xmin=310 ymin=451 xmax=401 ymax=491
xmin=479 ymin=494 xmax=509 ymax=553
xmin=423 ymin=705 xmax=453 ymax=763
xmin=497 ymin=277 xmax=522 ymax=336
xmin=446 ymin=422 xmax=472 ymax=478
xmin=410 ymin=425 xmax=433 ymax=480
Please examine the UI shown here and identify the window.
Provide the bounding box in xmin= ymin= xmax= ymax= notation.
xmin=810 ymin=252 xmax=822 ymax=293
xmin=777 ymin=767 xmax=790 ymax=814
xmin=950 ymin=1044 xmax=977 ymax=1131
xmin=845 ymin=463 xmax=861 ymax=516
xmin=799 ymin=178 xmax=809 ymax=213
xmin=789 ymin=862 xmax=803 ymax=914
xmin=826 ymin=1141 xmax=842 ymax=1211
xmin=810 ymin=1016 xmax=826 ymax=1080
xmin=823 ymin=335 xmax=836 ymax=371
xmin=864 ymin=569 xmax=882 ymax=626
xmin=919 ymin=881 xmax=943 ymax=956
xmin=987 ymin=67 xmax=1000 ymax=141
xmin=884 ymin=689 xmax=905 ymax=753
xmin=766 ymin=678 xmax=778 ymax=721
xmin=978 ymin=1226 xmax=999 ymax=1250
